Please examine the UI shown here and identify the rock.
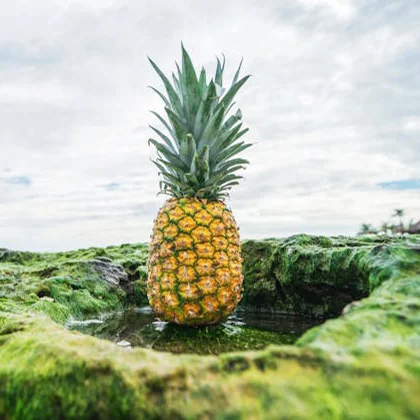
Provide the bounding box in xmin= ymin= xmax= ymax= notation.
xmin=116 ymin=340 xmax=131 ymax=347
xmin=241 ymin=235 xmax=372 ymax=317
xmin=341 ymin=299 xmax=361 ymax=315
xmin=0 ymin=249 xmax=16 ymax=262
xmin=87 ymin=258 xmax=128 ymax=287
xmin=0 ymin=236 xmax=419 ymax=418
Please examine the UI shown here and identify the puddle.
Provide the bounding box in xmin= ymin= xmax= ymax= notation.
xmin=67 ymin=306 xmax=322 ymax=355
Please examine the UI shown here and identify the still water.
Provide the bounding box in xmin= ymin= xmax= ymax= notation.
xmin=67 ymin=306 xmax=322 ymax=355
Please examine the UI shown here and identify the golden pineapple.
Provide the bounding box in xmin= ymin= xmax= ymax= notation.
xmin=147 ymin=45 xmax=250 ymax=326
xmin=148 ymin=198 xmax=242 ymax=325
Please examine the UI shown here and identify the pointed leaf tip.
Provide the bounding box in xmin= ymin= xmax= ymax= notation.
xmin=232 ymin=57 xmax=244 ymax=84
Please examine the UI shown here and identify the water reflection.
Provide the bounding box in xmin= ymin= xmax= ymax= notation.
xmin=67 ymin=306 xmax=322 ymax=355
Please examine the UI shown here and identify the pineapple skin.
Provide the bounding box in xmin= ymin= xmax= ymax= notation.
xmin=147 ymin=197 xmax=243 ymax=326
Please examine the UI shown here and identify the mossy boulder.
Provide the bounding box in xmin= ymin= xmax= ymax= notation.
xmin=241 ymin=235 xmax=397 ymax=317
xmin=0 ymin=235 xmax=419 ymax=419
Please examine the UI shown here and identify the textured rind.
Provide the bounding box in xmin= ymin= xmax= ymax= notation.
xmin=0 ymin=235 xmax=419 ymax=419
xmin=147 ymin=197 xmax=243 ymax=325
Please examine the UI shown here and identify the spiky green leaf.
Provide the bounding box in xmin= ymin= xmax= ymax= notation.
xmin=198 ymin=67 xmax=206 ymax=95
xmin=217 ymin=75 xmax=250 ymax=114
xmin=148 ymin=58 xmax=183 ymax=115
xmin=148 ymin=86 xmax=171 ymax=108
xmin=149 ymin=139 xmax=188 ymax=171
xmin=179 ymin=133 xmax=196 ymax=166
xmin=193 ymin=81 xmax=217 ymax=140
xmin=165 ymin=107 xmax=188 ymax=142
xmin=181 ymin=45 xmax=201 ymax=117
xmin=232 ymin=57 xmax=243 ymax=85
xmin=149 ymin=125 xmax=176 ymax=153
xmin=148 ymin=47 xmax=250 ymax=199
xmin=215 ymin=54 xmax=225 ymax=85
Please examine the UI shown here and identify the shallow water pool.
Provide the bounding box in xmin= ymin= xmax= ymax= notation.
xmin=67 ymin=306 xmax=322 ymax=355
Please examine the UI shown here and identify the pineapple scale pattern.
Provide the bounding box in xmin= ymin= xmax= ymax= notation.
xmin=147 ymin=197 xmax=243 ymax=325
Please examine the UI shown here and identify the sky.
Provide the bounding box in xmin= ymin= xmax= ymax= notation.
xmin=1 ymin=0 xmax=419 ymax=251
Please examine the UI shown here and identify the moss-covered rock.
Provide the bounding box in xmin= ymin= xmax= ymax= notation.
xmin=0 ymin=235 xmax=419 ymax=419
xmin=241 ymin=235 xmax=393 ymax=317
xmin=0 ymin=243 xmax=149 ymax=321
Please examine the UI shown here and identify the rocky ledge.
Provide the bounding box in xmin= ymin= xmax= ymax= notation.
xmin=0 ymin=235 xmax=419 ymax=419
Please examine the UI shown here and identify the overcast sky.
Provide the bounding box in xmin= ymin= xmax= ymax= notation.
xmin=1 ymin=0 xmax=419 ymax=251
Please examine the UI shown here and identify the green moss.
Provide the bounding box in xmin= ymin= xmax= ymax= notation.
xmin=0 ymin=235 xmax=419 ymax=418
xmin=241 ymin=235 xmax=419 ymax=318
xmin=0 ymin=243 xmax=149 ymax=323
xmin=30 ymin=300 xmax=71 ymax=323
xmin=133 ymin=280 xmax=148 ymax=305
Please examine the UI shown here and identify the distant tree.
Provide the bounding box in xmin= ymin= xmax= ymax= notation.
xmin=392 ymin=209 xmax=405 ymax=232
xmin=393 ymin=209 xmax=404 ymax=218
xmin=359 ymin=209 xmax=419 ymax=236
xmin=359 ymin=223 xmax=376 ymax=235
xmin=380 ymin=222 xmax=390 ymax=234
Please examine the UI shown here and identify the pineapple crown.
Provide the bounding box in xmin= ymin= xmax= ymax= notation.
xmin=148 ymin=44 xmax=251 ymax=200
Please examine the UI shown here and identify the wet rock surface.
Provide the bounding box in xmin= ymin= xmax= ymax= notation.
xmin=240 ymin=236 xmax=373 ymax=317
xmin=87 ymin=257 xmax=128 ymax=287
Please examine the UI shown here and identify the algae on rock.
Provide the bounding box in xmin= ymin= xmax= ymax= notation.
xmin=241 ymin=235 xmax=378 ymax=317
xmin=0 ymin=235 xmax=419 ymax=419
xmin=0 ymin=243 xmax=149 ymax=322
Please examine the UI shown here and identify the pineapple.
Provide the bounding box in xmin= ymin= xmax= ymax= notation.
xmin=147 ymin=45 xmax=251 ymax=326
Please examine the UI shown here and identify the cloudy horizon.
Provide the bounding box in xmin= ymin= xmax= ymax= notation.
xmin=1 ymin=0 xmax=419 ymax=252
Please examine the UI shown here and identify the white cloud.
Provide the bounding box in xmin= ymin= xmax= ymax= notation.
xmin=403 ymin=116 xmax=420 ymax=132
xmin=296 ymin=0 xmax=357 ymax=20
xmin=0 ymin=81 xmax=83 ymax=104
xmin=1 ymin=0 xmax=419 ymax=251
